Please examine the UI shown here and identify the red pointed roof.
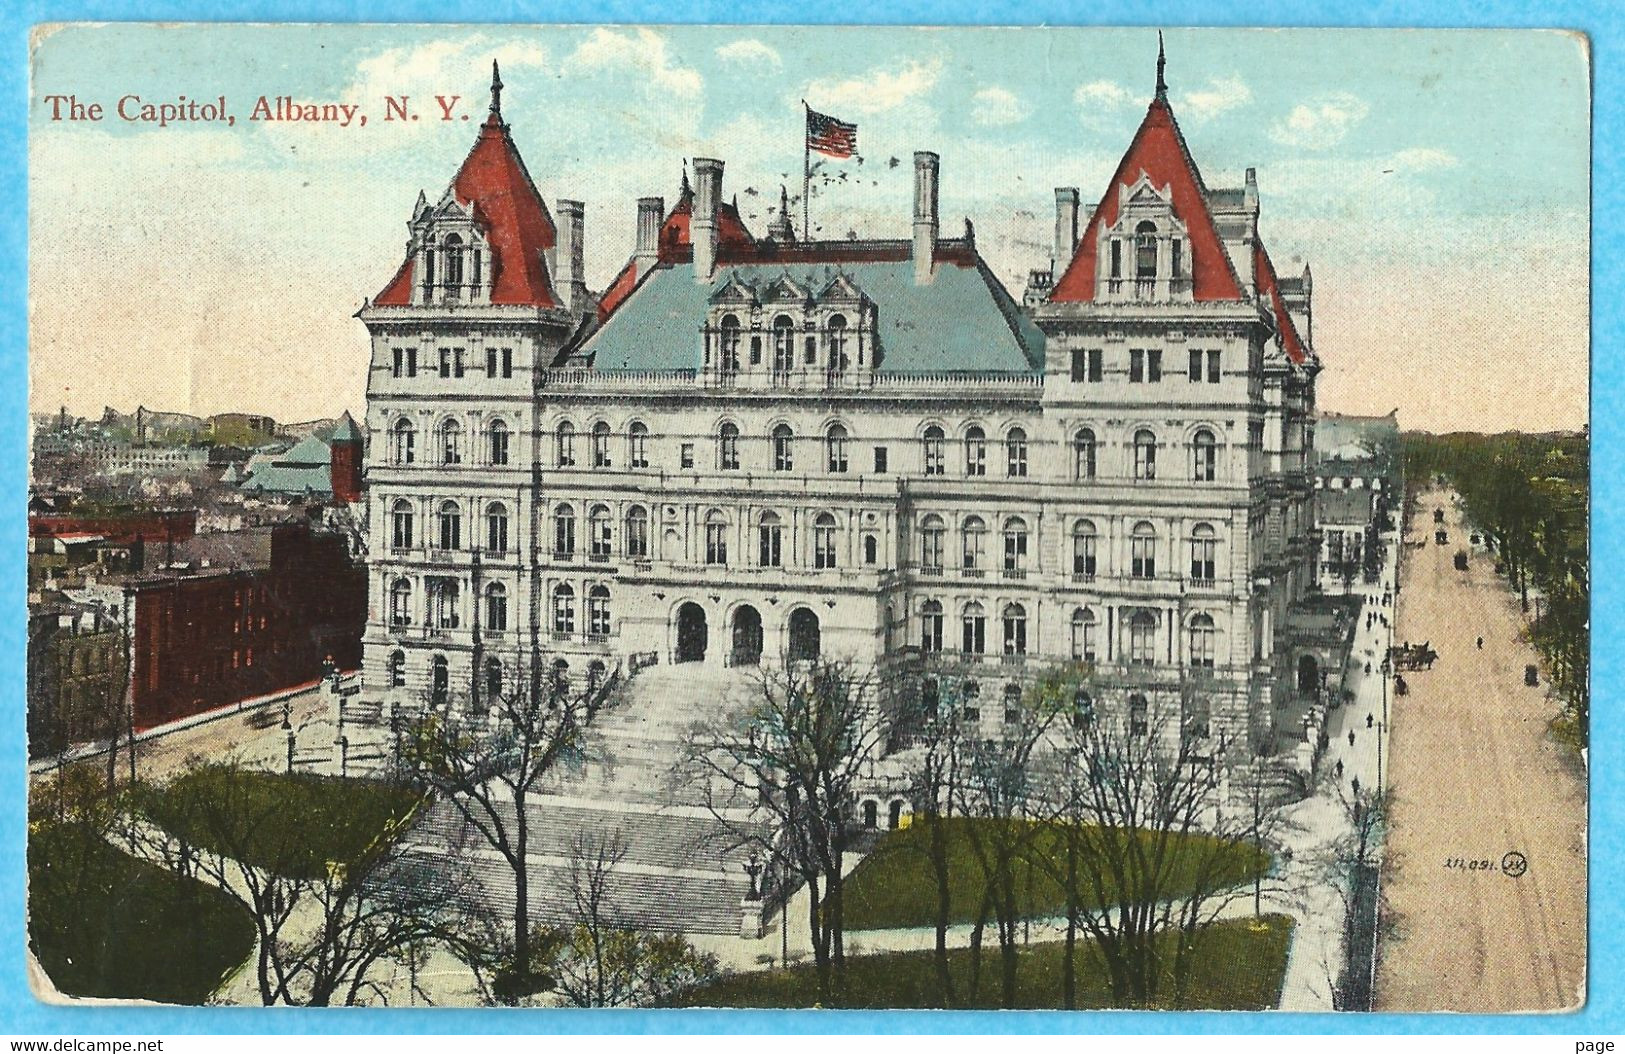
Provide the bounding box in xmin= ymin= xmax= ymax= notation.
xmin=657 ymin=182 xmax=756 ymax=262
xmin=1050 ymin=96 xmax=1242 ymax=303
xmin=374 ymin=112 xmax=559 ymax=308
xmin=1254 ymin=240 xmax=1309 ymax=365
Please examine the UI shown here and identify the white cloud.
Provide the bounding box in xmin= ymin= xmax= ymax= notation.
xmin=567 ymin=28 xmax=703 ymax=99
xmin=1176 ymin=75 xmax=1252 ymax=121
xmin=972 ymin=86 xmax=1030 ymax=127
xmin=715 ymin=38 xmax=781 ymax=68
xmin=1074 ymin=79 xmax=1134 ymax=110
xmin=803 ymin=58 xmax=942 ymax=115
xmin=1268 ymin=91 xmax=1371 ymax=149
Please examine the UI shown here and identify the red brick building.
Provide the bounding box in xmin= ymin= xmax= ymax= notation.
xmin=122 ymin=522 xmax=365 ymax=729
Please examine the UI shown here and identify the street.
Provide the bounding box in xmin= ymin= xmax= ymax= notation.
xmin=1374 ymin=489 xmax=1586 ymax=1011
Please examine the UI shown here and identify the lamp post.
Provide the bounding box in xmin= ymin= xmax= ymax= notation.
xmin=339 ymin=735 xmax=350 ymax=779
xmin=743 ymin=851 xmax=763 ymax=900
xmin=1376 ymin=719 xmax=1385 ymax=792
xmin=285 ymin=726 xmax=295 ymax=775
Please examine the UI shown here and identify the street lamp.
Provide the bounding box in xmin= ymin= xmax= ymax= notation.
xmin=743 ymin=851 xmax=763 ymax=900
xmin=285 ymin=726 xmax=296 ymax=774
xmin=339 ymin=735 xmax=350 ymax=779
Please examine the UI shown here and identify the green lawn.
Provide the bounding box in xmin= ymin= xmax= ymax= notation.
xmin=679 ymin=914 xmax=1293 ymax=1009
xmin=143 ymin=769 xmax=423 ymax=879
xmin=842 ymin=817 xmax=1271 ymax=931
xmin=28 ymin=822 xmax=256 ymax=1005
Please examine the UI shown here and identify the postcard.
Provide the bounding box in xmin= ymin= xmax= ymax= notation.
xmin=24 ymin=23 xmax=1589 ymax=1013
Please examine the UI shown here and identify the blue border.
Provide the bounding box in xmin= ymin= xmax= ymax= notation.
xmin=4 ymin=0 xmax=1614 ymax=1035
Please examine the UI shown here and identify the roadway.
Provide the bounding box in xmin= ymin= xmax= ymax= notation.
xmin=1374 ymin=489 xmax=1586 ymax=1012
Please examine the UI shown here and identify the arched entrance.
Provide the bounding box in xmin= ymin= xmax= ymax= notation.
xmin=1297 ymin=654 xmax=1320 ymax=694
xmin=731 ymin=605 xmax=763 ymax=666
xmin=676 ymin=602 xmax=708 ymax=664
xmin=788 ymin=607 xmax=821 ymax=662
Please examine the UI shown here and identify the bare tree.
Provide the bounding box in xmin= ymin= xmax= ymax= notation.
xmin=133 ymin=760 xmax=482 ymax=1006
xmin=1051 ymin=706 xmax=1285 ymax=1008
xmin=400 ymin=664 xmax=617 ymax=997
xmin=682 ymin=655 xmax=888 ymax=1001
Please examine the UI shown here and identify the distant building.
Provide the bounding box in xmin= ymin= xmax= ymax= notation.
xmin=27 ymin=599 xmax=128 ymax=757
xmin=1313 ymin=411 xmax=1400 ymax=587
xmin=207 ymin=413 xmax=279 ymax=446
xmin=236 ymin=412 xmax=365 ymax=502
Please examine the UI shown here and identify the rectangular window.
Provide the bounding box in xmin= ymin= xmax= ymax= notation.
xmin=405 ymin=348 xmax=417 ymax=377
xmin=1171 ymin=240 xmax=1183 ymax=281
xmin=1189 ymin=348 xmax=1203 ymax=382
xmin=1147 ymin=349 xmax=1162 ymax=382
xmin=1087 ymin=348 xmax=1102 ymax=382
xmin=438 ymin=348 xmax=451 ymax=378
xmin=453 ymin=348 xmax=466 ymax=379
xmin=1110 ymin=240 xmax=1122 ymax=279
xmin=814 ymin=525 xmax=836 ymax=569
xmin=392 ymin=347 xmax=405 ymax=379
xmin=680 ymin=443 xmax=695 ymax=469
xmin=705 ymin=524 xmax=728 ymax=565
xmin=873 ymin=446 xmax=888 ymax=473
xmin=486 ymin=348 xmax=499 ymax=378
xmin=1070 ymin=348 xmax=1086 ymax=382
xmin=759 ymin=524 xmax=782 ymax=567
xmin=1129 ymin=348 xmax=1144 ymax=383
xmin=1207 ymin=349 xmax=1221 ymax=384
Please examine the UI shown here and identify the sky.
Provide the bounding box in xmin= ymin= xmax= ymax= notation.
xmin=27 ymin=25 xmax=1589 ymax=433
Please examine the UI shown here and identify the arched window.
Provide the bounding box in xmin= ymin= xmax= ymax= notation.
xmin=772 ymin=424 xmax=795 ymax=472
xmin=580 ymin=504 xmax=608 ymax=560
xmin=863 ymin=534 xmax=878 ymax=564
xmin=1129 ymin=693 xmax=1149 ymax=736
xmin=1135 ymin=220 xmax=1157 ymax=279
xmin=862 ymin=800 xmax=878 ymax=829
xmin=438 ymin=500 xmax=462 ymax=551
xmin=719 ymin=314 xmax=742 ymax=372
xmin=961 ymin=680 xmax=982 ymax=723
xmin=552 ymin=584 xmax=575 ymax=634
xmin=1002 ymin=682 xmax=1023 ymax=724
xmin=390 ymin=418 xmax=416 ymax=466
xmin=433 ymin=580 xmax=460 ymax=629
xmin=1002 ymin=602 xmax=1027 ymax=656
xmin=553 ymin=503 xmax=576 ymax=557
xmin=1072 ymin=689 xmax=1094 ymax=733
xmin=484 ymin=582 xmax=508 ymax=632
xmin=964 ymin=426 xmax=987 ymax=477
xmin=1133 ymin=429 xmax=1157 ymax=480
xmin=485 ymin=656 xmax=503 ymax=701
xmin=439 ymin=418 xmax=463 ymax=465
xmin=1192 ymin=429 xmax=1217 ymax=482
xmin=1006 ymin=427 xmax=1028 ymax=477
xmin=587 ymin=584 xmax=611 ymax=637
xmin=1002 ymin=517 xmax=1028 ymax=574
xmin=592 ymin=421 xmax=612 ymax=468
xmin=919 ymin=514 xmax=946 ymax=571
xmin=1129 ymin=611 xmax=1157 ymax=666
xmin=961 ymin=516 xmax=987 ymax=573
xmin=588 ymin=660 xmax=607 ymax=692
xmin=388 ymin=578 xmax=412 ymax=627
xmin=388 ymin=650 xmax=406 ymax=688
xmin=704 ymin=508 xmax=729 ymax=565
xmin=827 ymin=314 xmax=849 ymax=370
xmin=920 ymin=600 xmax=944 ymax=653
xmin=719 ymin=422 xmax=741 ymax=470
xmin=1189 ymin=613 xmax=1217 ymax=669
xmin=812 ymin=512 xmax=838 ymax=569
xmin=922 ymin=677 xmax=940 ymax=717
xmin=961 ymin=602 xmax=986 ymax=655
xmin=443 ymin=233 xmax=465 ymax=290
xmin=1190 ymin=523 xmax=1218 ymax=582
xmin=1070 ymin=607 xmax=1097 ymax=662
xmin=485 ymin=501 xmax=509 ymax=553
xmin=390 ymin=499 xmax=415 ymax=550
xmin=625 ymin=505 xmax=649 ymax=559
xmin=758 ymin=510 xmax=783 ymax=567
xmin=919 ymin=425 xmax=944 ymax=475
xmin=1131 ymin=521 xmax=1157 ymax=579
xmin=826 ymin=423 xmax=849 ymax=473
xmin=772 ymin=315 xmax=795 ymax=375
xmin=629 ymin=421 xmax=649 ymax=468
xmin=487 ymin=419 xmax=510 ymax=466
xmin=555 ymin=421 xmax=576 ymax=467
xmin=1073 ymin=428 xmax=1097 ymax=480
xmin=1071 ymin=519 xmax=1097 ymax=578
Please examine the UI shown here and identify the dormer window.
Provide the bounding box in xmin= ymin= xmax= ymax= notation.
xmin=444 ymin=233 xmax=465 ymax=297
xmin=1135 ymin=221 xmax=1157 ymax=279
xmin=772 ymin=316 xmax=795 ymax=375
xmin=827 ymin=315 xmax=849 ymax=371
xmin=719 ymin=314 xmax=742 ymax=373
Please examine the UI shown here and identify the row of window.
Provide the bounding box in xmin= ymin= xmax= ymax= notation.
xmin=389 ymin=345 xmax=515 ymax=380
xmin=915 ymin=602 xmax=1220 ymax=667
xmin=918 ymin=680 xmax=1201 ymax=740
xmin=389 ymin=418 xmax=513 ymax=467
xmin=384 ymin=651 xmax=611 ymax=704
xmin=385 ymin=577 xmax=616 ymax=639
xmin=390 ymin=500 xmax=510 ymax=553
xmin=918 ymin=516 xmax=1219 ymax=581
xmin=710 ymin=312 xmax=866 ymax=373
xmin=1068 ymin=347 xmax=1224 ymax=385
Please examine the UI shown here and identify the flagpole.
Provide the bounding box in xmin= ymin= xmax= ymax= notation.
xmin=801 ymin=99 xmax=811 ymax=241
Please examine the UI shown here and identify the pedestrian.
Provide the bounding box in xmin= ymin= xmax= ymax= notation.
xmin=1348 ymin=729 xmax=1356 ymax=748
xmin=1367 ymin=713 xmax=1374 ymax=728
xmin=1365 ymin=660 xmax=1372 ymax=675
xmin=1476 ymin=636 xmax=1483 ymax=650
xmin=1336 ymin=759 xmax=1344 ymax=779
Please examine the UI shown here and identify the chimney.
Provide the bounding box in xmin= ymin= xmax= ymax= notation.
xmin=912 ymin=151 xmax=939 ymax=285
xmin=692 ymin=157 xmax=724 ymax=283
xmin=555 ymin=199 xmax=588 ymax=315
xmin=635 ymin=196 xmax=664 ymax=280
xmin=1053 ymin=187 xmax=1080 ymax=268
xmin=1244 ymin=167 xmax=1259 ymax=211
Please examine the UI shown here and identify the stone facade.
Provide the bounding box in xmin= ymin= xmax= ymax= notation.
xmin=359 ymin=64 xmax=1320 ymax=760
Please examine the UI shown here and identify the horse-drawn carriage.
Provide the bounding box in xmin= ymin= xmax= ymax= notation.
xmin=1390 ymin=641 xmax=1437 ymax=671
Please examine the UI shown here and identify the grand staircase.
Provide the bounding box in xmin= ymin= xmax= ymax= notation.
xmin=397 ymin=662 xmax=775 ymax=936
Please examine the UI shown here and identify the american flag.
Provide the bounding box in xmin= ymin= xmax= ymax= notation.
xmin=806 ymin=108 xmax=858 ymax=159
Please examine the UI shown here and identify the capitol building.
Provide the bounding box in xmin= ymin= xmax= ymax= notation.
xmin=357 ymin=55 xmax=1322 ymax=766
